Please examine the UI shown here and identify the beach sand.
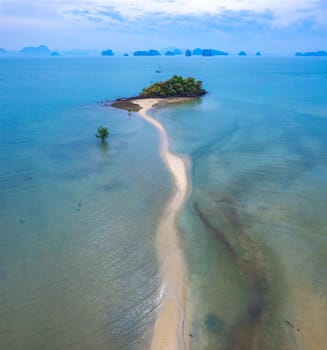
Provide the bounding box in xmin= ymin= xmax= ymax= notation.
xmin=134 ymin=99 xmax=191 ymax=350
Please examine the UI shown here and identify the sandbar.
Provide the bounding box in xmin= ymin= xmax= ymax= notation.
xmin=133 ymin=98 xmax=191 ymax=350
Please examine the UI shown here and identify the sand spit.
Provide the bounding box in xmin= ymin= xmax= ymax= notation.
xmin=134 ymin=98 xmax=191 ymax=350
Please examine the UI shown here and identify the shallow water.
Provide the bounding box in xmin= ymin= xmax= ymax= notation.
xmin=152 ymin=58 xmax=327 ymax=349
xmin=1 ymin=56 xmax=327 ymax=349
xmin=0 ymin=58 xmax=172 ymax=349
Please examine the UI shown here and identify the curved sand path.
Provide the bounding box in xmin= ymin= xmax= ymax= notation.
xmin=134 ymin=99 xmax=190 ymax=350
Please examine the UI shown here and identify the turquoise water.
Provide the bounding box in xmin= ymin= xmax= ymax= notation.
xmin=1 ymin=57 xmax=327 ymax=349
xmin=152 ymin=58 xmax=327 ymax=349
xmin=0 ymin=58 xmax=172 ymax=349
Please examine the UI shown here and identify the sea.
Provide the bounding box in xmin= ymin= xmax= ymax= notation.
xmin=0 ymin=56 xmax=326 ymax=350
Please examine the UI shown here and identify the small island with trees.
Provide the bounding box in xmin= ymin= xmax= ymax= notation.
xmin=140 ymin=75 xmax=206 ymax=98
xmin=110 ymin=75 xmax=207 ymax=111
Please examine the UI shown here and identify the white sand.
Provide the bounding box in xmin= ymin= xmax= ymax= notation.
xmin=134 ymin=99 xmax=190 ymax=350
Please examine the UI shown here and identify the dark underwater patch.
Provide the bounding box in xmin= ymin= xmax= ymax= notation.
xmin=204 ymin=314 xmax=224 ymax=333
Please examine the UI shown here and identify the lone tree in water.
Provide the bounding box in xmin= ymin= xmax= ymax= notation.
xmin=96 ymin=126 xmax=110 ymax=143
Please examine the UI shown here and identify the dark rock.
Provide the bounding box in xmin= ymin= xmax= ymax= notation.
xmin=111 ymin=100 xmax=142 ymax=112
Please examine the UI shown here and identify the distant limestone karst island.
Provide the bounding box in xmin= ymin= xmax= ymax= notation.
xmin=3 ymin=44 xmax=327 ymax=58
xmin=133 ymin=49 xmax=161 ymax=56
xmin=295 ymin=50 xmax=327 ymax=57
xmin=20 ymin=45 xmax=50 ymax=56
xmin=101 ymin=49 xmax=114 ymax=56
xmin=110 ymin=75 xmax=207 ymax=111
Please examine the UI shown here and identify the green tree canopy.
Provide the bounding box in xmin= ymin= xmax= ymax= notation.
xmin=96 ymin=126 xmax=110 ymax=143
xmin=140 ymin=75 xmax=206 ymax=98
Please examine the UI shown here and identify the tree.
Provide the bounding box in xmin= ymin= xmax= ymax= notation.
xmin=140 ymin=75 xmax=206 ymax=98
xmin=96 ymin=126 xmax=110 ymax=143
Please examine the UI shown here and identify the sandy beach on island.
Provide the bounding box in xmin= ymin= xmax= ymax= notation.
xmin=133 ymin=98 xmax=191 ymax=350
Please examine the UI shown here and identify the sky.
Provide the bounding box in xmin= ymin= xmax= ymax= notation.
xmin=0 ymin=0 xmax=326 ymax=54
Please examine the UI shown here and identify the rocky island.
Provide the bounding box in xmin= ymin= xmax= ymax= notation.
xmin=295 ymin=50 xmax=327 ymax=57
xmin=101 ymin=49 xmax=114 ymax=56
xmin=140 ymin=75 xmax=206 ymax=98
xmin=20 ymin=45 xmax=50 ymax=56
xmin=133 ymin=49 xmax=161 ymax=56
xmin=111 ymin=75 xmax=207 ymax=111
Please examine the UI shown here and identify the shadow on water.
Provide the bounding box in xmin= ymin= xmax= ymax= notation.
xmin=97 ymin=141 xmax=110 ymax=157
xmin=194 ymin=198 xmax=270 ymax=350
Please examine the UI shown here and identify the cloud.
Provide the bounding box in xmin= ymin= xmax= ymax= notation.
xmin=1 ymin=0 xmax=325 ymax=29
xmin=59 ymin=0 xmax=324 ymax=26
xmin=55 ymin=7 xmax=274 ymax=41
xmin=65 ymin=6 xmax=125 ymax=25
xmin=0 ymin=0 xmax=325 ymax=51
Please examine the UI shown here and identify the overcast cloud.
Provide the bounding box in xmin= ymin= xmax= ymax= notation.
xmin=0 ymin=0 xmax=326 ymax=53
